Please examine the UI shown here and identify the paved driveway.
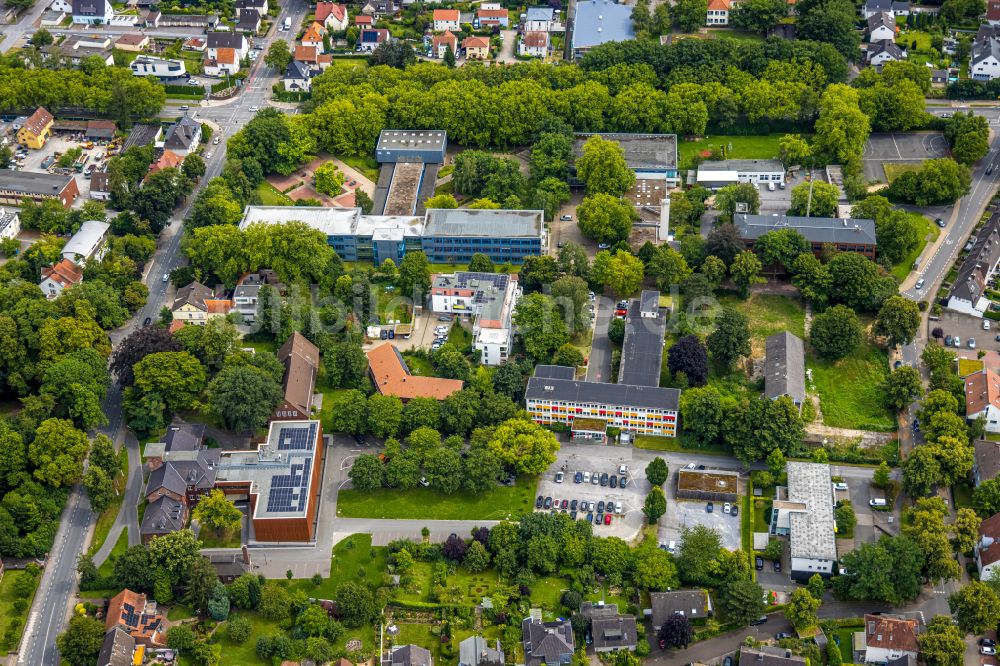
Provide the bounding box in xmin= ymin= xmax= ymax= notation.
xmin=935 ymin=310 xmax=996 ymax=352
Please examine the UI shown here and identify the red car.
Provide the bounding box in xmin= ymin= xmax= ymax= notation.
xmin=604 ymin=514 xmax=612 ymax=525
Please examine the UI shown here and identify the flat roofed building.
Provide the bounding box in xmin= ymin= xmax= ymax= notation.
xmin=696 ymin=159 xmax=786 ymax=188
xmin=214 ymin=419 xmax=324 ymax=542
xmin=618 ymin=293 xmax=665 ymax=387
xmin=367 ymin=342 xmax=464 ymax=400
xmin=0 ymin=169 xmax=78 ymax=207
xmin=571 ymin=0 xmax=634 ymax=58
xmin=736 ymin=213 xmax=877 ymax=260
xmin=377 ymin=130 xmax=448 ymax=163
xmin=62 ymin=219 xmax=110 ymax=266
xmin=738 ymin=646 xmax=807 ymax=666
xmin=430 ymin=272 xmax=522 ymax=366
xmin=772 ymin=462 xmax=837 ymax=580
xmin=764 ymin=332 xmax=806 ymax=411
xmin=573 ymin=132 xmax=678 ymax=184
xmin=676 ymin=468 xmax=739 ymax=501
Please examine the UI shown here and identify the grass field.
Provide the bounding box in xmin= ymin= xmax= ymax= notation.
xmin=808 ymin=342 xmax=894 ymax=431
xmin=678 ymin=135 xmax=787 ymax=170
xmin=447 ymin=321 xmax=473 ymax=353
xmin=891 ymin=213 xmax=940 ymax=281
xmin=96 ymin=530 xmax=129 ymax=579
xmin=753 ymin=499 xmax=772 ymax=533
xmin=959 ymin=358 xmax=984 ymax=376
xmin=336 ymin=476 xmax=537 ymax=520
xmin=883 ymin=163 xmax=922 ymax=183
xmin=199 ymin=528 xmax=241 ymax=548
xmin=335 ymin=153 xmax=380 ymax=182
xmin=718 ymin=293 xmax=807 ymax=356
xmin=88 ymin=450 xmax=127 ymax=557
xmin=953 ymin=481 xmax=975 ymax=510
xmin=402 ymin=352 xmax=434 ymax=376
xmin=256 ymin=181 xmax=293 ymax=205
xmin=0 ymin=570 xmax=40 ymax=652
xmin=634 ymin=434 xmax=730 ymax=455
xmin=706 ymin=28 xmax=765 ymax=41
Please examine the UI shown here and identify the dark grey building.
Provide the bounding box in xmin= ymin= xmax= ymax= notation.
xmin=522 ymin=617 xmax=574 ymax=666
xmin=735 ymin=214 xmax=877 ymax=260
xmin=139 ymin=496 xmax=186 ymax=544
xmin=97 ymin=627 xmax=135 ymax=666
xmin=764 ymin=331 xmax=805 ymax=411
xmin=649 ymin=590 xmax=712 ymax=630
xmin=388 ymin=644 xmax=433 ymax=666
xmin=376 ymin=130 xmax=448 ymax=164
xmin=591 ymin=615 xmax=637 ymax=653
xmin=947 ymin=212 xmax=1000 ymax=316
xmin=618 ymin=292 xmax=666 ymax=388
xmin=459 ymin=636 xmax=504 ymax=666
xmin=739 ymin=645 xmax=807 ymax=666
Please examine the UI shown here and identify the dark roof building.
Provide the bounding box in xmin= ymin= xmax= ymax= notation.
xmin=618 ymin=293 xmax=665 ymax=387
xmin=764 ymin=332 xmax=806 ymax=410
xmin=139 ymin=496 xmax=187 ymax=544
xmin=144 ymin=449 xmax=220 ymax=504
xmin=122 ymin=123 xmax=163 ymax=151
xmin=0 ymin=169 xmax=79 ymax=208
xmin=459 ymin=636 xmax=504 ymax=666
xmin=738 ymin=645 xmax=807 ymax=666
xmin=947 ymin=212 xmax=1000 ymax=316
xmin=735 ymin=213 xmax=877 ymax=260
xmin=522 ymin=617 xmax=574 ymax=666
xmin=274 ymin=331 xmax=320 ymax=420
xmin=975 ymin=438 xmax=1000 ymax=486
xmin=591 ymin=615 xmax=637 ymax=653
xmin=649 ymin=590 xmax=712 ymax=630
xmin=388 ymin=644 xmax=433 ymax=666
xmin=97 ymin=626 xmax=135 ymax=666
xmin=163 ymin=116 xmax=202 ymax=153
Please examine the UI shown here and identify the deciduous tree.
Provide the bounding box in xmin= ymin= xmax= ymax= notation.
xmin=575 ymin=135 xmax=636 ymax=196
xmin=487 ymin=418 xmax=560 ymax=476
xmin=706 ymin=307 xmax=751 ymax=371
xmin=667 ymin=335 xmax=709 ymax=386
xmin=809 ymin=304 xmax=862 ymax=360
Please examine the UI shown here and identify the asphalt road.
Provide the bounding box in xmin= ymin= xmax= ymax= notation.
xmin=586 ymin=295 xmax=613 ymax=382
xmin=16 ymin=1 xmax=307 ymax=661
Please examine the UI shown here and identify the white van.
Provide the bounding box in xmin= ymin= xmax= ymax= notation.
xmin=667 ymin=540 xmax=676 ymax=553
xmin=869 ymin=498 xmax=887 ymax=507
xmin=283 ymin=16 xmax=291 ymax=30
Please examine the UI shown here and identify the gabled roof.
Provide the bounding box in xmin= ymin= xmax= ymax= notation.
xmin=294 ymin=44 xmax=319 ymax=62
xmin=41 ymin=258 xmax=83 ymax=290
xmin=966 ymin=368 xmax=1000 ymax=418
xmin=115 ymin=33 xmax=148 ymax=47
xmin=463 ymin=36 xmax=490 ymax=48
xmin=738 ymin=646 xmax=806 ymax=666
xmin=867 ymin=10 xmax=895 ymax=32
xmin=523 ymin=31 xmax=548 ymax=47
xmin=976 ymin=439 xmax=1000 ymax=484
xmin=277 ymin=331 xmax=321 ymax=414
xmin=979 ymin=511 xmax=1000 ymax=567
xmin=97 ymin=626 xmax=135 ymax=666
xmin=236 ymin=9 xmax=260 ymax=29
xmin=591 ymin=615 xmax=637 ymax=651
xmin=522 ymin=618 xmax=574 ymax=666
xmin=148 ymin=149 xmax=182 ymax=175
xmin=951 ymin=213 xmax=1000 ymax=304
xmin=172 ymin=280 xmax=213 ymax=312
xmin=433 ymin=8 xmax=459 ymax=20
xmin=72 ymin=0 xmax=108 ymax=16
xmin=302 ymin=20 xmax=326 ymax=42
xmin=390 ymin=644 xmax=432 ymax=666
xmin=316 ymin=1 xmax=347 ymax=21
xmin=206 ymin=30 xmax=245 ymax=49
xmin=355 ymin=14 xmax=373 ymax=23
xmin=707 ymin=0 xmax=730 ymax=10
xmin=360 ymin=28 xmax=389 ymax=43
xmin=525 ymin=6 xmax=554 ymax=21
xmin=163 ymin=116 xmax=201 ymax=150
xmin=764 ymin=331 xmax=805 ymax=405
xmin=145 ymin=449 xmax=220 ymax=498
xmin=477 ymin=7 xmax=508 ymax=17
xmin=139 ymin=496 xmax=186 ymax=536
xmin=285 ymin=60 xmax=312 ymax=79
xmin=864 ymin=614 xmax=920 ymax=654
xmin=21 ymin=107 xmax=53 ymax=136
xmin=868 ymin=39 xmax=904 ymax=59
xmin=459 ymin=636 xmax=503 ymax=666
xmin=367 ymin=342 xmax=463 ymax=400
xmin=433 ymin=31 xmax=458 ymax=48
xmin=649 ymin=590 xmax=711 ymax=627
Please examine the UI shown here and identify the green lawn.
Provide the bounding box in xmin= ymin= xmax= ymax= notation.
xmin=718 ymin=293 xmax=807 ymax=355
xmin=953 ymin=481 xmax=975 ymax=510
xmin=634 ymin=434 xmax=730 ymax=455
xmin=402 ymin=352 xmax=434 ymax=376
xmin=336 ymin=476 xmax=536 ymax=520
xmin=199 ymin=528 xmax=241 ymax=548
xmin=959 ymin=358 xmax=985 ymax=376
xmin=753 ymin=499 xmax=773 ymax=533
xmin=0 ymin=570 xmax=40 ymax=652
xmin=256 ymin=181 xmax=293 ymax=205
xmin=96 ymin=530 xmax=129 ymax=580
xmin=706 ymin=28 xmax=765 ymax=41
xmin=287 ymin=533 xmax=389 ymax=600
xmin=447 ymin=322 xmax=473 ymax=353
xmin=883 ymin=163 xmax=922 ymax=184
xmin=678 ymin=134 xmax=788 ymax=170
xmin=205 ymin=613 xmax=283 ymax=666
xmin=807 ymin=342 xmax=894 ymax=431
xmin=891 ymin=213 xmax=940 ymax=281
xmin=335 ymin=153 xmax=380 ymax=182
xmin=833 ymin=628 xmax=859 ymax=664
xmin=88 ymin=450 xmax=127 ymax=557
xmin=242 ymin=339 xmax=277 ymax=355
xmin=330 ymin=57 xmax=368 ymax=68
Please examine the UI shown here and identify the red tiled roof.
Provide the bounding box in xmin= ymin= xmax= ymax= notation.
xmin=477 ymin=8 xmax=508 ymax=17
xmin=22 ymin=107 xmax=53 ymax=136
xmin=214 ymin=47 xmax=237 ymax=64
xmin=433 ymin=8 xmax=459 ymax=20
xmin=980 ymin=512 xmax=1000 ymax=567
xmin=148 ymin=150 xmax=182 ymax=175
xmin=432 ymin=30 xmax=457 ymax=48
xmin=707 ymin=0 xmax=730 ymax=10
xmin=115 ymin=33 xmax=148 ymax=46
xmin=204 ymin=299 xmax=233 ymax=314
xmin=41 ymin=258 xmax=83 ymax=289
xmin=302 ymin=21 xmax=326 ymax=42
xmin=523 ymin=31 xmax=548 ymax=47
xmin=294 ymin=44 xmax=318 ymax=62
xmin=354 ymin=14 xmax=372 ymax=24
xmin=966 ymin=369 xmax=1000 ymax=418
xmin=316 ymin=1 xmax=346 ymax=21
xmin=864 ymin=615 xmax=919 ymax=654
xmin=463 ymin=36 xmax=489 ymax=48
xmin=367 ymin=342 xmax=463 ymax=400
xmin=107 ymin=589 xmax=165 ymax=646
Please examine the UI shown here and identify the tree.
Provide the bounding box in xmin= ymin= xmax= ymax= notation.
xmin=648 ymin=245 xmax=692 ymax=291
xmin=784 ymin=588 xmax=821 ymax=631
xmin=29 ymin=418 xmax=90 ymax=487
xmin=646 ymin=457 xmax=668 ymax=486
xmin=228 ymin=615 xmax=252 ymax=643
xmin=721 ymin=578 xmax=766 ymax=627
xmin=424 ymin=193 xmax=457 ymax=209
xmin=946 ymin=112 xmax=989 ymax=165
xmin=807 ymin=573 xmax=825 ymax=601
xmin=754 ymin=229 xmax=810 ymax=271
xmin=551 ymin=344 xmax=584 ymax=368
xmin=397 ymin=251 xmax=431 ymax=300
xmin=827 ymin=252 xmax=886 ymax=312
xmin=670 ymin=0 xmax=709 ymax=31
xmin=714 ymin=183 xmax=761 ymax=218
xmin=57 ymin=615 xmax=106 ymax=666
xmin=193 ymin=489 xmax=242 ymax=534
xmin=658 ymin=613 xmax=693 ymax=649
xmin=182 ymin=557 xmax=216 ymax=613
xmin=668 ymin=335 xmax=709 ymax=386
xmin=336 ymin=581 xmax=377 ymax=627
xmin=874 ymin=295 xmax=921 ymax=347
xmin=207 ymin=582 xmax=230 ymax=621
xmin=84 ymin=467 xmax=115 ymax=513
xmin=349 ymin=454 xmax=384 ymax=491
xmin=329 ymin=390 xmax=367 ymax=434
xmin=113 ymin=545 xmax=154 ymax=592
xmin=148 ymin=529 xmax=202 ymax=584
xmin=258 ymin=583 xmax=292 ymax=621
xmin=974 ymin=477 xmax=1000 ymax=516
xmin=207 ymin=365 xmax=282 ymax=431
xmin=514 ymin=293 xmax=570 ymax=361
xmin=797 ymin=0 xmax=861 ymax=59
xmin=919 ymin=616 xmax=964 ymax=666
xmin=633 ymin=545 xmax=679 ymax=590
xmin=552 ymin=275 xmax=591 ymax=334
xmin=881 ymin=366 xmax=923 ymax=410
xmin=443 ymin=44 xmax=456 ymax=67
xmin=424 ymin=447 xmax=462 ymax=493
xmin=680 ymin=386 xmax=725 ymax=446
xmin=131 ymin=351 xmax=206 ymax=413
xmin=813 ymin=84 xmax=871 ymax=163
xmin=676 ymin=524 xmax=722 ymax=586
xmin=592 ymin=250 xmax=645 ymax=297
xmin=227 ymin=573 xmax=263 ymax=610
xmin=464 ymin=539 xmax=491 ymax=572
xmin=788 ymin=180 xmax=840 ymax=218
xmin=463 ymin=447 xmax=503 ymax=493
xmin=706 ymin=307 xmax=751 ymax=371
xmin=575 ymin=136 xmax=635 ymax=196
xmin=889 ymin=158 xmax=971 ymax=206
xmin=727 ymin=396 xmax=804 ymax=464
xmin=577 ymin=194 xmax=635 ymax=244
xmin=730 ymin=250 xmax=764 ymax=298
xmin=468 ymin=253 xmax=495 ymax=273
xmin=487 ymin=419 xmax=560 ymax=475
xmin=954 ymin=508 xmax=981 ymax=554
xmin=644 ymin=487 xmax=667 ymax=524
xmin=731 ymin=0 xmax=787 ymax=31
xmin=836 ymin=501 xmax=857 ymax=535
xmin=366 ymin=394 xmax=403 ymax=439
xmin=369 ymin=40 xmax=416 ymax=69
xmin=949 ymin=580 xmax=1000 ymax=634
xmin=809 ymin=305 xmax=862 ymax=360
xmin=167 ymin=625 xmax=196 ymax=651
xmin=264 ymin=40 xmax=293 ymax=71
xmin=313 ymin=161 xmax=345 ymax=196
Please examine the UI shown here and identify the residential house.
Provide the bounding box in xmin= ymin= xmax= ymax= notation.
xmin=114 ymin=32 xmax=149 ymax=51
xmin=706 ymin=0 xmax=730 ymax=25
xmin=867 ymin=39 xmax=905 ymax=66
xmin=273 ymin=331 xmax=320 ymax=421
xmin=162 ymin=116 xmax=202 ymax=156
xmin=387 ymin=645 xmax=433 ymax=666
xmin=857 ymin=614 xmax=920 ymax=664
xmin=140 ymin=496 xmax=187 ymax=544
xmin=143 ymin=449 xmax=220 ymax=505
xmin=930 ymin=68 xmax=949 ymax=86
xmin=0 ymin=208 xmax=19 ymax=241
xmin=62 ymin=220 xmax=110 ymax=266
xmin=16 ymin=107 xmax=53 ymax=149
xmin=764 ymin=332 xmax=806 ymax=411
xmin=206 ymin=30 xmax=248 ymax=60
xmin=591 ymin=615 xmax=638 ymax=653
xmin=236 ymin=9 xmax=261 ymax=33
xmin=649 ymin=591 xmax=712 ymax=631
xmin=294 ymin=44 xmax=320 ymax=64
xmin=106 ymin=589 xmax=166 ymax=646
xmin=144 ymin=422 xmax=207 ymax=470
xmin=772 ymin=462 xmax=838 ymax=580
xmin=463 ymin=36 xmax=490 ymax=59
xmin=360 ymin=0 xmax=397 ymax=17
xmin=230 ymin=270 xmax=281 ymax=323
xmin=525 ymin=6 xmax=555 ymax=31
xmin=354 ymin=13 xmax=373 ymax=26
xmin=204 ymin=47 xmax=240 ymax=76
xmin=72 ymin=0 xmax=113 ymax=24
xmin=368 ymin=342 xmax=463 ymax=400
xmin=358 ymin=28 xmax=390 ymax=51
xmin=735 ymin=213 xmax=877 ymax=261
xmin=41 ymin=10 xmax=67 ymax=25
xmin=130 ymin=55 xmax=187 ymax=78
xmin=989 ymin=0 xmax=1000 ymax=26
xmin=738 ymin=646 xmax=807 ymax=666
xmin=522 ymin=617 xmax=574 ymax=666
xmin=301 ymin=20 xmax=326 ymax=49
xmin=97 ymin=627 xmax=136 ymax=666
xmin=861 ymin=0 xmax=909 ymax=18
xmin=170 ymin=281 xmax=233 ymax=326
xmin=966 ymin=368 xmax=1000 ymax=433
xmin=458 ymin=636 xmax=503 ymax=666
xmin=316 ymin=2 xmax=348 ymax=30
xmin=146 ymin=149 xmax=183 ymax=178
xmin=143 ymin=8 xmax=160 ymax=26
xmin=947 ymin=213 xmax=1000 ymax=315
xmin=866 ymin=11 xmax=895 ymax=41
xmin=42 ymin=35 xmax=114 ymax=66
xmin=430 ymin=273 xmax=521 ymax=366
xmin=0 ymin=169 xmax=78 ymax=207
xmin=476 ymin=7 xmax=508 ymax=27
xmin=519 ymin=30 xmax=548 ymax=57
xmin=974 ymin=439 xmax=1000 ymax=486
xmin=90 ymin=170 xmax=110 ymax=200
xmin=972 ymin=33 xmax=1000 ymax=81
xmin=183 ymin=36 xmax=207 ymax=51
xmin=433 ymin=8 xmax=460 ymax=31
xmin=432 ymin=31 xmax=458 ymax=58
xmin=284 ymin=60 xmax=314 ymax=92
xmin=235 ymin=0 xmax=267 ymax=18
xmin=976 ymin=511 xmax=1000 ymax=581
xmin=39 ymin=258 xmax=83 ymax=299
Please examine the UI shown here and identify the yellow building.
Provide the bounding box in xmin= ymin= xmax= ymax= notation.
xmin=16 ymin=107 xmax=54 ymax=149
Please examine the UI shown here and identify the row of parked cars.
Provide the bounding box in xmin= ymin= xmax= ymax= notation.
xmin=555 ymin=464 xmax=630 ymax=488
xmin=536 ymin=494 xmax=623 ymax=525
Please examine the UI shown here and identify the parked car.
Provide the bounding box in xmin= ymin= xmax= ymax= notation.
xmin=980 ymin=639 xmax=997 ymax=647
xmin=750 ymin=617 xmax=768 ymax=626
xmin=560 ymin=499 xmax=568 ymax=510
xmin=833 ymin=482 xmax=848 ymax=491
xmin=574 ymin=472 xmax=583 ymax=483
xmin=163 ymin=273 xmax=170 ymax=282
xmin=615 ymin=501 xmax=623 ymax=514
xmin=620 ymin=476 xmax=629 ymax=488
xmin=945 ymin=335 xmax=953 ymax=346
xmin=724 ymin=657 xmax=733 ymax=666
xmin=143 ymin=317 xmax=152 ymax=326
xmin=588 ymin=501 xmax=595 ymax=512
xmin=706 ymin=502 xmax=714 ymax=513
xmin=731 ymin=505 xmax=738 ymax=517
xmin=773 ymin=559 xmax=782 ymax=572
xmin=248 ymin=106 xmax=259 ymax=112
xmin=591 ymin=472 xmax=600 ymax=485
xmin=600 ymin=472 xmax=609 ymax=486
xmin=438 ymin=315 xmax=453 ymax=321
xmin=543 ymin=497 xmax=552 ymax=509
xmin=555 ymin=471 xmax=564 ymax=483
xmin=935 ymin=217 xmax=946 ymax=228
xmin=954 ymin=336 xmax=962 ymax=347
xmin=610 ymin=475 xmax=618 ymax=488
xmin=536 ymin=496 xmax=544 ymax=509
xmin=986 ymin=320 xmax=992 ymax=330
xmin=560 ymin=214 xmax=573 ymax=221
xmin=570 ymin=499 xmax=578 ymax=511
xmin=583 ymin=471 xmax=591 ymax=483
xmin=970 ymin=338 xmax=977 ymax=349
xmin=755 ymin=556 xmax=764 ymax=570
xmin=915 ymin=278 xmax=925 ymax=290
xmin=597 ymin=501 xmax=605 ymax=513
xmin=775 ymin=632 xmax=792 ymax=640
xmin=595 ymin=513 xmax=603 ymax=525
xmin=587 ymin=512 xmax=594 ymax=522
xmin=604 ymin=513 xmax=612 ymax=525
xmin=982 ymin=647 xmax=997 ymax=656
xmin=723 ymin=502 xmax=732 ymax=514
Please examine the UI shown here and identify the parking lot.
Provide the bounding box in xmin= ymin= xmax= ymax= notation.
xmin=659 ymin=499 xmax=741 ymax=551
xmin=17 ymin=134 xmax=105 ymax=201
xmin=534 ymin=447 xmax=649 ymax=539
xmin=862 ymin=132 xmax=950 ymax=182
xmin=934 ymin=310 xmax=998 ymax=353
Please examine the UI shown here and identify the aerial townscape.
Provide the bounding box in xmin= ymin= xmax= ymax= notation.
xmin=7 ymin=0 xmax=1000 ymax=665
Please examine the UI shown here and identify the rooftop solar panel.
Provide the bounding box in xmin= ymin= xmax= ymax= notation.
xmin=277 ymin=422 xmax=317 ymax=451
